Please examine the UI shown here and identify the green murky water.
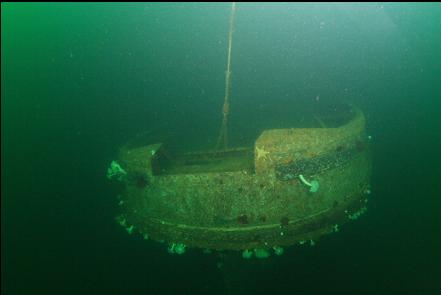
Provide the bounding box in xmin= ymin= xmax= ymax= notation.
xmin=2 ymin=3 xmax=440 ymax=294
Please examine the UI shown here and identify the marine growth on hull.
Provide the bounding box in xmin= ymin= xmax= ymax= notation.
xmin=107 ymin=103 xmax=372 ymax=259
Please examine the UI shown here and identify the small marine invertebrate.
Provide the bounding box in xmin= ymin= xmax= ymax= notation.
xmin=242 ymin=249 xmax=253 ymax=259
xmin=106 ymin=161 xmax=127 ymax=181
xmin=167 ymin=243 xmax=186 ymax=255
xmin=254 ymin=248 xmax=270 ymax=259
xmin=272 ymin=246 xmax=284 ymax=256
xmin=256 ymin=146 xmax=269 ymax=160
xmin=299 ymin=174 xmax=319 ymax=193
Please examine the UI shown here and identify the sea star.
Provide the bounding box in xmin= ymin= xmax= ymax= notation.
xmin=256 ymin=146 xmax=270 ymax=160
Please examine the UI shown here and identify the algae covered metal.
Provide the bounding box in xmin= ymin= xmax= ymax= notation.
xmin=109 ymin=105 xmax=372 ymax=252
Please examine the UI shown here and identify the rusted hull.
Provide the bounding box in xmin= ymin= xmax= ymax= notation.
xmin=116 ymin=107 xmax=371 ymax=250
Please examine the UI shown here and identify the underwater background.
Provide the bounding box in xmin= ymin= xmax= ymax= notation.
xmin=2 ymin=3 xmax=440 ymax=294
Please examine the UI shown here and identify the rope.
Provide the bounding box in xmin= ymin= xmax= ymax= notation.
xmin=216 ymin=2 xmax=236 ymax=151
